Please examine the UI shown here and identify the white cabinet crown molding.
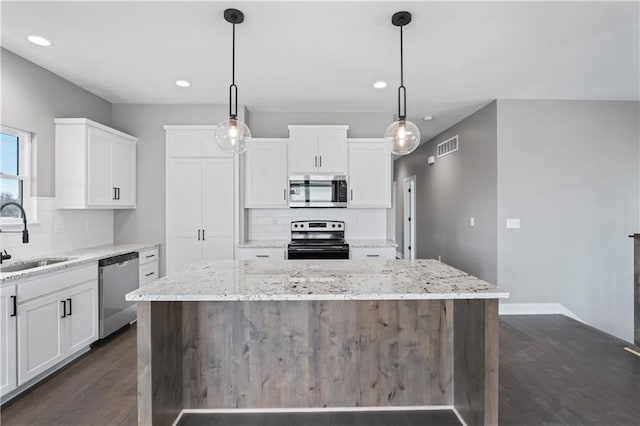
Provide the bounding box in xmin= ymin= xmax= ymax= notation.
xmin=54 ymin=118 xmax=137 ymax=142
xmin=288 ymin=125 xmax=349 ymax=131
xmin=163 ymin=125 xmax=218 ymax=130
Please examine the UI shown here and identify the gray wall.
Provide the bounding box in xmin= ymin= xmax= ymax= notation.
xmin=394 ymin=102 xmax=498 ymax=284
xmin=0 ymin=48 xmax=113 ymax=197
xmin=111 ymin=104 xmax=238 ymax=275
xmin=248 ymin=111 xmax=393 ymax=138
xmin=497 ymin=100 xmax=640 ymax=342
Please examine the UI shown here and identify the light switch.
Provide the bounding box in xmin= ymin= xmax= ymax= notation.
xmin=470 ymin=217 xmax=475 ymax=227
xmin=506 ymin=218 xmax=521 ymax=229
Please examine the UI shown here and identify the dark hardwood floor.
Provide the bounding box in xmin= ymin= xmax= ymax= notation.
xmin=1 ymin=316 xmax=638 ymax=426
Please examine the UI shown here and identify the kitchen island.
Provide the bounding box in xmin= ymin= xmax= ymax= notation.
xmin=126 ymin=259 xmax=508 ymax=426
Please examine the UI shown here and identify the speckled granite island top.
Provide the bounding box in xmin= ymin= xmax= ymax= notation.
xmin=126 ymin=259 xmax=508 ymax=301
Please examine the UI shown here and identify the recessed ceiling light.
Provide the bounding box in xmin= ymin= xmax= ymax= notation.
xmin=27 ymin=35 xmax=52 ymax=47
xmin=423 ymin=116 xmax=434 ymax=122
xmin=373 ymin=81 xmax=387 ymax=89
xmin=175 ymin=80 xmax=191 ymax=88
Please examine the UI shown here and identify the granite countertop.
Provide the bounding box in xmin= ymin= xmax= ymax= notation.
xmin=348 ymin=240 xmax=398 ymax=248
xmin=126 ymin=259 xmax=508 ymax=302
xmin=237 ymin=240 xmax=289 ymax=248
xmin=0 ymin=243 xmax=160 ymax=284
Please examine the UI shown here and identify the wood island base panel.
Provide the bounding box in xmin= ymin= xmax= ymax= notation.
xmin=128 ymin=260 xmax=507 ymax=426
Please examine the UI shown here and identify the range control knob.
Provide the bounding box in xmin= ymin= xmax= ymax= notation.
xmin=293 ymin=224 xmax=298 ymax=228
xmin=332 ymin=224 xmax=336 ymax=228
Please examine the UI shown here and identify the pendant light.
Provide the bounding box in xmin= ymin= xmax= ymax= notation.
xmin=384 ymin=11 xmax=421 ymax=156
xmin=215 ymin=8 xmax=252 ymax=154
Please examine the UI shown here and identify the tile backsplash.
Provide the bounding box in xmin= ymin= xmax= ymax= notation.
xmin=247 ymin=208 xmax=388 ymax=240
xmin=1 ymin=198 xmax=113 ymax=260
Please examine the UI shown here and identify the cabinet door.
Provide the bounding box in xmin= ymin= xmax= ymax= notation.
xmin=289 ymin=130 xmax=319 ymax=174
xmin=66 ymin=281 xmax=99 ymax=355
xmin=202 ymin=129 xmax=233 ymax=158
xmin=318 ymin=130 xmax=348 ymax=174
xmin=348 ymin=142 xmax=391 ymax=207
xmin=201 ymin=159 xmax=234 ymax=260
xmin=17 ymin=293 xmax=65 ymax=384
xmin=245 ymin=140 xmax=289 ymax=208
xmin=112 ymin=136 xmax=136 ymax=208
xmin=87 ymin=126 xmax=115 ymax=207
xmin=167 ymin=129 xmax=201 ymax=157
xmin=350 ymin=247 xmax=396 ymax=260
xmin=167 ymin=159 xmax=203 ymax=275
xmin=0 ymin=286 xmax=17 ymax=396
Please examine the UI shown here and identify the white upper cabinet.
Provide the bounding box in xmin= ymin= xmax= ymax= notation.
xmin=167 ymin=128 xmax=232 ymax=158
xmin=245 ymin=139 xmax=289 ymax=208
xmin=288 ymin=126 xmax=348 ymax=175
xmin=55 ymin=118 xmax=137 ymax=209
xmin=348 ymin=139 xmax=392 ymax=208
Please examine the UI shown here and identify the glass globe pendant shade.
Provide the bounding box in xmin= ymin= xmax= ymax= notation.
xmin=384 ymin=119 xmax=421 ymax=155
xmin=215 ymin=118 xmax=251 ymax=154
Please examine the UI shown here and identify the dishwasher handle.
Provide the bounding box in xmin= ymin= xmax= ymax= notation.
xmin=99 ymin=252 xmax=139 ymax=267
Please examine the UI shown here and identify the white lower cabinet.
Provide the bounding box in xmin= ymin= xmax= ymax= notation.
xmin=236 ymin=248 xmax=286 ymax=260
xmin=0 ymin=285 xmax=17 ymax=396
xmin=350 ymin=247 xmax=396 ymax=260
xmin=139 ymin=248 xmax=160 ymax=286
xmin=16 ymin=264 xmax=99 ymax=386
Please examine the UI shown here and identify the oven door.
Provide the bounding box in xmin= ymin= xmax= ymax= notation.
xmin=289 ymin=175 xmax=347 ymax=208
xmin=287 ymin=244 xmax=350 ymax=260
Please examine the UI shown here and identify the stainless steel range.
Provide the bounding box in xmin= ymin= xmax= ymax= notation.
xmin=287 ymin=220 xmax=350 ymax=260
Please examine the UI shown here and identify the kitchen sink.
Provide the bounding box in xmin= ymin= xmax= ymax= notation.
xmin=0 ymin=258 xmax=72 ymax=273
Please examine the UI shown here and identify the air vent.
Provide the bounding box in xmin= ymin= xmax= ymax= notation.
xmin=437 ymin=135 xmax=459 ymax=158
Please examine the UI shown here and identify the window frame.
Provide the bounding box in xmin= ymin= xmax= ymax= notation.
xmin=1 ymin=125 xmax=33 ymax=226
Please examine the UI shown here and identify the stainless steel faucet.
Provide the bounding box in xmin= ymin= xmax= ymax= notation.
xmin=0 ymin=202 xmax=30 ymax=264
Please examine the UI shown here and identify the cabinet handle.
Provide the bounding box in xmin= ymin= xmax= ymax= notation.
xmin=145 ymin=272 xmax=155 ymax=277
xmin=314 ymin=156 xmax=317 ymax=168
xmin=202 ymin=229 xmax=205 ymax=241
xmin=145 ymin=254 xmax=155 ymax=259
xmin=113 ymin=187 xmax=117 ymax=200
xmin=256 ymin=255 xmax=270 ymax=258
xmin=67 ymin=298 xmax=72 ymax=316
xmin=197 ymin=230 xmax=201 ymax=241
xmin=366 ymin=254 xmax=380 ymax=258
xmin=284 ymin=188 xmax=287 ymax=201
xmin=10 ymin=296 xmax=17 ymax=317
xmin=350 ymin=189 xmax=354 ymax=201
xmin=319 ymin=156 xmax=322 ymax=168
xmin=117 ymin=187 xmax=120 ymax=200
xmin=61 ymin=300 xmax=67 ymax=318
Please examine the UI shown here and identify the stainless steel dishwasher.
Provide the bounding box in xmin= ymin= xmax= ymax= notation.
xmin=99 ymin=252 xmax=139 ymax=339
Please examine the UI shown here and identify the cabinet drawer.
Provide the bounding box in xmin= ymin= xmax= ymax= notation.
xmin=350 ymin=247 xmax=395 ymax=260
xmin=139 ymin=262 xmax=159 ymax=286
xmin=17 ymin=263 xmax=98 ymax=302
xmin=138 ymin=248 xmax=159 ymax=266
xmin=236 ymin=248 xmax=286 ymax=261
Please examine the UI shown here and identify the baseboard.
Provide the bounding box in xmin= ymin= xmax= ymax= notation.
xmin=395 ymin=250 xmax=403 ymax=259
xmin=499 ymin=302 xmax=584 ymax=323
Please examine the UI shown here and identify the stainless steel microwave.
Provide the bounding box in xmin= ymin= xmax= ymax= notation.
xmin=289 ymin=175 xmax=348 ymax=208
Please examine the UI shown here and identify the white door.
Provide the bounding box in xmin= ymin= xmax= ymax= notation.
xmin=66 ymin=282 xmax=99 ymax=355
xmin=245 ymin=140 xmax=289 ymax=208
xmin=167 ymin=159 xmax=203 ymax=275
xmin=289 ymin=130 xmax=318 ymax=174
xmin=17 ymin=293 xmax=65 ymax=384
xmin=87 ymin=127 xmax=114 ymax=207
xmin=403 ymin=176 xmax=416 ymax=260
xmin=201 ymin=159 xmax=234 ymax=260
xmin=111 ymin=137 xmax=136 ymax=207
xmin=0 ymin=285 xmax=17 ymax=396
xmin=348 ymin=142 xmax=391 ymax=207
xmin=318 ymin=130 xmax=348 ymax=174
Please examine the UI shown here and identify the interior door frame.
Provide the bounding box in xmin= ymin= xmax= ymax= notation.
xmin=403 ymin=175 xmax=416 ymax=260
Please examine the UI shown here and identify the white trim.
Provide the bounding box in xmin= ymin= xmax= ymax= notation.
xmin=403 ymin=175 xmax=416 ymax=260
xmin=179 ymin=406 xmax=458 ymax=414
xmin=499 ymin=302 xmax=584 ymax=323
xmin=54 ymin=118 xmax=137 ymax=142
xmin=288 ymin=125 xmax=349 ymax=130
xmin=347 ymin=138 xmax=385 ymax=144
xmin=396 ymin=250 xmax=404 ymax=259
xmin=1 ymin=125 xmax=33 ymax=224
xmin=163 ymin=125 xmax=218 ymax=130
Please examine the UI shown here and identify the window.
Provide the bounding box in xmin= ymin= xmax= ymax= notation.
xmin=1 ymin=126 xmax=32 ymax=222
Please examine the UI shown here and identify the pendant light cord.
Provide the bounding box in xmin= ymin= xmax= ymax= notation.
xmin=229 ymin=22 xmax=238 ymax=120
xmin=398 ymin=25 xmax=407 ymax=121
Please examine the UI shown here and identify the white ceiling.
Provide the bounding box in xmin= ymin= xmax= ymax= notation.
xmin=1 ymin=1 xmax=638 ymax=141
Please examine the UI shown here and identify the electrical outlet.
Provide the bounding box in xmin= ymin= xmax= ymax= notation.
xmin=470 ymin=217 xmax=475 ymax=227
xmin=506 ymin=218 xmax=521 ymax=229
xmin=438 ymin=255 xmax=442 ymax=262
